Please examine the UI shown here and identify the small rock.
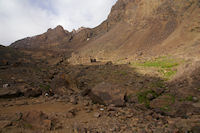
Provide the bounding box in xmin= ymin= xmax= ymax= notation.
xmin=43 ymin=120 xmax=52 ymax=130
xmin=0 ymin=89 xmax=22 ymax=98
xmin=100 ymin=108 xmax=104 ymax=111
xmin=67 ymin=108 xmax=77 ymax=118
xmin=0 ymin=120 xmax=12 ymax=128
xmin=90 ymin=58 xmax=96 ymax=63
xmin=105 ymin=61 xmax=113 ymax=65
xmin=147 ymin=93 xmax=154 ymax=100
xmin=125 ymin=94 xmax=138 ymax=103
xmin=53 ymin=94 xmax=59 ymax=99
xmin=66 ymin=112 xmax=75 ymax=118
xmin=24 ymin=88 xmax=42 ymax=98
xmin=107 ymin=106 xmax=116 ymax=111
xmin=83 ymin=101 xmax=89 ymax=106
xmin=45 ymin=93 xmax=49 ymax=97
xmin=192 ymin=97 xmax=198 ymax=102
xmin=85 ymin=107 xmax=93 ymax=113
xmin=80 ymin=89 xmax=91 ymax=96
xmin=3 ymin=84 xmax=9 ymax=88
xmin=70 ymin=96 xmax=77 ymax=105
xmin=93 ymin=112 xmax=100 ymax=118
xmin=89 ymin=82 xmax=125 ymax=106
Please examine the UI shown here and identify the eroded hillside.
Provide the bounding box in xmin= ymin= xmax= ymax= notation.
xmin=1 ymin=0 xmax=200 ymax=132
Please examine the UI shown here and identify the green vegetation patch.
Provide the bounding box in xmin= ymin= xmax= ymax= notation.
xmin=179 ymin=95 xmax=197 ymax=102
xmin=39 ymin=84 xmax=51 ymax=91
xmin=132 ymin=56 xmax=182 ymax=80
xmin=137 ymin=90 xmax=158 ymax=108
xmin=158 ymin=69 xmax=177 ymax=79
xmin=137 ymin=57 xmax=179 ymax=69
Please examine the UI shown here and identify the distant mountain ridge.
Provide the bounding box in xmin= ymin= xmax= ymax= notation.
xmin=10 ymin=0 xmax=200 ymax=64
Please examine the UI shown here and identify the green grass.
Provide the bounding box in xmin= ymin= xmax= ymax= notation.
xmin=137 ymin=90 xmax=158 ymax=108
xmin=39 ymin=84 xmax=51 ymax=91
xmin=158 ymin=69 xmax=177 ymax=79
xmin=138 ymin=59 xmax=178 ymax=68
xmin=132 ymin=56 xmax=181 ymax=80
xmin=185 ymin=96 xmax=193 ymax=101
xmin=178 ymin=95 xmax=196 ymax=102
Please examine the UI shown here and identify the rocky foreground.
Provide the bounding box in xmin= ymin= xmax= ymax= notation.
xmin=1 ymin=0 xmax=200 ymax=132
xmin=0 ymin=45 xmax=200 ymax=132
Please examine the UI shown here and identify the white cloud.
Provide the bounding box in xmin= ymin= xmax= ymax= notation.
xmin=0 ymin=0 xmax=117 ymax=45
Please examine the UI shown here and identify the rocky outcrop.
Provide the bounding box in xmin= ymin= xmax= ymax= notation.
xmin=68 ymin=0 xmax=200 ymax=64
xmin=89 ymin=82 xmax=126 ymax=107
xmin=10 ymin=25 xmax=70 ymax=49
xmin=0 ymin=88 xmax=22 ymax=98
xmin=10 ymin=0 xmax=200 ymax=64
xmin=20 ymin=110 xmax=60 ymax=130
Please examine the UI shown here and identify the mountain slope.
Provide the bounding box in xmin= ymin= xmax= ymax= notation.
xmin=69 ymin=0 xmax=200 ymax=63
xmin=10 ymin=0 xmax=200 ymax=65
xmin=1 ymin=1 xmax=200 ymax=132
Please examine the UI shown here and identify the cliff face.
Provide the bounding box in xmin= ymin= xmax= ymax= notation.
xmin=69 ymin=0 xmax=200 ymax=63
xmin=10 ymin=0 xmax=200 ymax=63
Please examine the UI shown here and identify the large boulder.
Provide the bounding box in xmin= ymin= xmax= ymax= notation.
xmin=20 ymin=110 xmax=60 ymax=130
xmin=24 ymin=88 xmax=42 ymax=98
xmin=89 ymin=82 xmax=126 ymax=107
xmin=0 ymin=88 xmax=22 ymax=98
xmin=50 ymin=73 xmax=71 ymax=95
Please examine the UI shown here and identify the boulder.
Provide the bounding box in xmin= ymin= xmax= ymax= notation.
xmin=0 ymin=89 xmax=22 ymax=98
xmin=3 ymin=84 xmax=9 ymax=88
xmin=90 ymin=58 xmax=96 ymax=63
xmin=0 ymin=59 xmax=9 ymax=66
xmin=21 ymin=110 xmax=54 ymax=130
xmin=50 ymin=73 xmax=70 ymax=95
xmin=105 ymin=61 xmax=113 ymax=65
xmin=0 ymin=120 xmax=12 ymax=129
xmin=150 ymin=95 xmax=174 ymax=109
xmin=89 ymin=82 xmax=126 ymax=107
xmin=24 ymin=88 xmax=42 ymax=98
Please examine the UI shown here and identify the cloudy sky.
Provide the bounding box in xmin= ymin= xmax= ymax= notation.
xmin=0 ymin=0 xmax=117 ymax=46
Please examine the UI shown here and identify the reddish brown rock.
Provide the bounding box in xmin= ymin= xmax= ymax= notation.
xmin=0 ymin=120 xmax=12 ymax=129
xmin=24 ymin=88 xmax=42 ymax=98
xmin=0 ymin=88 xmax=22 ymax=98
xmin=21 ymin=110 xmax=53 ymax=130
xmin=89 ymin=82 xmax=126 ymax=107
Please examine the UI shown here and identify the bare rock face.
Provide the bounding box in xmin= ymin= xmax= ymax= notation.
xmin=0 ymin=121 xmax=12 ymax=129
xmin=20 ymin=110 xmax=60 ymax=130
xmin=50 ymin=73 xmax=72 ymax=96
xmin=68 ymin=0 xmax=200 ymax=64
xmin=10 ymin=25 xmax=70 ymax=49
xmin=24 ymin=88 xmax=42 ymax=98
xmin=89 ymin=82 xmax=126 ymax=107
xmin=0 ymin=88 xmax=22 ymax=98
